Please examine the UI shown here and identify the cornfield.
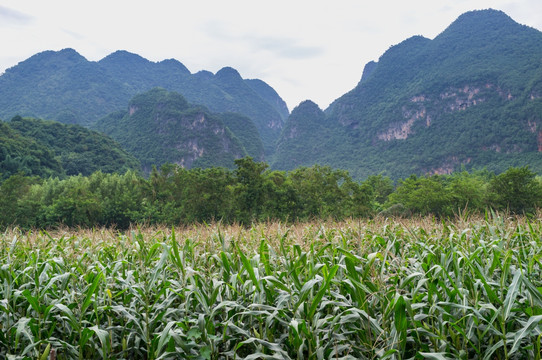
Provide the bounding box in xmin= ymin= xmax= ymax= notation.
xmin=1 ymin=215 xmax=541 ymax=359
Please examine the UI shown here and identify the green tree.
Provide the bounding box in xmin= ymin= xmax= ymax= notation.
xmin=364 ymin=174 xmax=394 ymax=205
xmin=446 ymin=171 xmax=488 ymax=214
xmin=181 ymin=167 xmax=235 ymax=223
xmin=488 ymin=166 xmax=541 ymax=214
xmin=387 ymin=175 xmax=452 ymax=217
xmin=261 ymin=171 xmax=300 ymax=221
xmin=0 ymin=173 xmax=39 ymax=228
xmin=288 ymin=165 xmax=358 ymax=219
xmin=232 ymin=157 xmax=269 ymax=223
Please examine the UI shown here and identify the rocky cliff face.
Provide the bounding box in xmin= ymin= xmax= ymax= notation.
xmin=94 ymin=88 xmax=249 ymax=171
xmin=376 ymin=83 xmax=516 ymax=142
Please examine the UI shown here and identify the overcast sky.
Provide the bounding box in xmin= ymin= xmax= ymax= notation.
xmin=1 ymin=0 xmax=541 ymax=111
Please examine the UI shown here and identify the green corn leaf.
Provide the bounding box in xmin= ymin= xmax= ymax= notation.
xmin=503 ymin=270 xmax=522 ymax=321
xmin=90 ymin=325 xmax=110 ymax=357
xmin=81 ymin=272 xmax=103 ymax=315
xmin=9 ymin=235 xmax=18 ymax=256
xmin=509 ymin=315 xmax=542 ymax=355
xmin=39 ymin=343 xmax=51 ymax=360
xmin=54 ymin=303 xmax=78 ymax=330
xmin=394 ymin=295 xmax=407 ymax=332
xmin=308 ymin=264 xmax=338 ymax=319
xmin=419 ymin=352 xmax=454 ymax=360
xmin=238 ymin=247 xmax=260 ymax=291
xmin=220 ymin=251 xmax=231 ymax=275
xmin=79 ymin=327 xmax=94 ymax=349
xmin=482 ymin=339 xmax=505 ymax=360
xmin=22 ymin=289 xmax=41 ymax=314
xmin=522 ymin=276 xmax=542 ymax=307
xmin=155 ymin=321 xmax=177 ymax=356
xmin=170 ymin=228 xmax=185 ymax=277
xmin=15 ymin=317 xmax=33 ymax=351
xmin=260 ymin=239 xmax=271 ymax=277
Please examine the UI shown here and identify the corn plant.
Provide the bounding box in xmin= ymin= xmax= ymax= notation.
xmin=1 ymin=215 xmax=541 ymax=359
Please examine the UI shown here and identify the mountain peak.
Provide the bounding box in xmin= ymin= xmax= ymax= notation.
xmin=293 ymin=100 xmax=321 ymax=113
xmin=215 ymin=67 xmax=243 ymax=82
xmin=288 ymin=100 xmax=325 ymax=125
xmin=435 ymin=8 xmax=523 ymax=42
xmin=57 ymin=48 xmax=84 ymax=57
xmin=157 ymin=58 xmax=190 ymax=75
xmin=451 ymin=9 xmax=513 ymax=26
xmin=275 ymin=9 xmax=542 ymax=179
xmin=359 ymin=61 xmax=378 ymax=84
xmin=31 ymin=48 xmax=86 ymax=64
xmin=99 ymin=50 xmax=150 ymax=66
xmin=3 ymin=48 xmax=87 ymax=76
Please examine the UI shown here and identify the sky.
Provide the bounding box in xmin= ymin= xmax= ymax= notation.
xmin=0 ymin=0 xmax=541 ymax=111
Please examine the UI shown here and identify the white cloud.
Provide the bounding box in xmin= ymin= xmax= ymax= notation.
xmin=0 ymin=5 xmax=33 ymax=26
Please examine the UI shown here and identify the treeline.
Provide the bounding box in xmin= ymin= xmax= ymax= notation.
xmin=1 ymin=157 xmax=541 ymax=229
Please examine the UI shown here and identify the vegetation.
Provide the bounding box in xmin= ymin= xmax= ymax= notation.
xmin=2 ymin=10 xmax=542 ymax=176
xmin=2 ymin=10 xmax=542 ymax=358
xmin=275 ymin=9 xmax=542 ymax=179
xmin=274 ymin=101 xmax=334 ymax=170
xmin=0 ymin=49 xmax=286 ymax=154
xmin=0 ymin=116 xmax=140 ymax=179
xmin=93 ymin=88 xmax=256 ymax=171
xmin=219 ymin=112 xmax=265 ymax=161
xmin=1 ymin=155 xmax=541 ymax=230
xmin=1 ymin=215 xmax=542 ymax=359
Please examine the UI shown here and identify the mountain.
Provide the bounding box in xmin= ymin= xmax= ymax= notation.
xmin=273 ymin=100 xmax=341 ymax=170
xmin=0 ymin=116 xmax=140 ymax=179
xmin=0 ymin=49 xmax=287 ymax=155
xmin=219 ymin=112 xmax=265 ymax=161
xmin=244 ymin=79 xmax=290 ymax=121
xmin=274 ymin=9 xmax=542 ymax=179
xmin=93 ymin=88 xmax=263 ymax=171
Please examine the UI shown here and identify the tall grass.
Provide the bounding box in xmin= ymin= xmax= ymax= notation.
xmin=1 ymin=215 xmax=541 ymax=359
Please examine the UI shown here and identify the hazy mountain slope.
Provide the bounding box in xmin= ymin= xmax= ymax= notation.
xmin=177 ymin=66 xmax=284 ymax=155
xmin=218 ymin=112 xmax=265 ymax=161
xmin=244 ymin=78 xmax=290 ymax=121
xmin=0 ymin=49 xmax=129 ymax=125
xmin=93 ymin=88 xmax=249 ymax=171
xmin=98 ymin=50 xmax=191 ymax=94
xmin=275 ymin=9 xmax=542 ymax=179
xmin=273 ymin=100 xmax=347 ymax=170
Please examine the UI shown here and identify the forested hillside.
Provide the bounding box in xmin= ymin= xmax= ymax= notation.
xmin=0 ymin=116 xmax=139 ymax=179
xmin=93 ymin=88 xmax=263 ymax=171
xmin=274 ymin=9 xmax=542 ymax=179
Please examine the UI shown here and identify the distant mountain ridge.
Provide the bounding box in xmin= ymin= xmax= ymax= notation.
xmin=0 ymin=49 xmax=288 ymax=155
xmin=2 ymin=9 xmax=542 ymax=179
xmin=274 ymin=9 xmax=542 ymax=179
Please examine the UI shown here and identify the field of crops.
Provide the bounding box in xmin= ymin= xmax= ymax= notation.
xmin=1 ymin=215 xmax=542 ymax=359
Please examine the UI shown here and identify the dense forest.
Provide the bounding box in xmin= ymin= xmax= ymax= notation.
xmin=1 ymin=157 xmax=540 ymax=229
